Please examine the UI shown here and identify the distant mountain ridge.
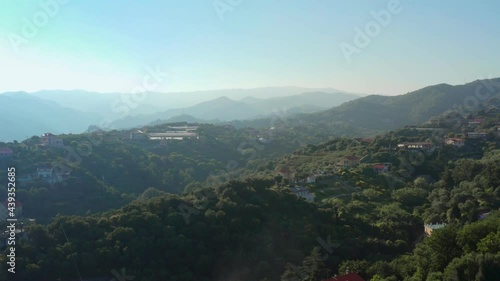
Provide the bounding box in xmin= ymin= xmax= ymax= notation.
xmin=108 ymin=91 xmax=361 ymax=129
xmin=0 ymin=92 xmax=99 ymax=142
xmin=2 ymin=79 xmax=499 ymax=142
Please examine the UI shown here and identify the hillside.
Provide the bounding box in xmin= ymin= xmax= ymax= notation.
xmin=0 ymin=108 xmax=499 ymax=280
xmin=272 ymin=78 xmax=500 ymax=136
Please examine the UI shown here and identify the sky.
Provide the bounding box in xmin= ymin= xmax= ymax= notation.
xmin=0 ymin=0 xmax=499 ymax=96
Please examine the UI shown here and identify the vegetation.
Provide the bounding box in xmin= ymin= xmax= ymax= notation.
xmin=0 ymin=89 xmax=499 ymax=280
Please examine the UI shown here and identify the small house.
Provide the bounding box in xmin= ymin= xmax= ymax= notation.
xmin=289 ymin=186 xmax=315 ymax=202
xmin=445 ymin=138 xmax=465 ymax=148
xmin=338 ymin=156 xmax=360 ymax=169
xmin=424 ymin=223 xmax=446 ymax=236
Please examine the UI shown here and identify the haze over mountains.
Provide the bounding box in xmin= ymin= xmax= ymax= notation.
xmin=0 ymin=87 xmax=361 ymax=141
xmin=1 ymin=79 xmax=499 ymax=142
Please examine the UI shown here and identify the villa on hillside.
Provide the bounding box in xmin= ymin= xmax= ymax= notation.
xmin=289 ymin=186 xmax=315 ymax=202
xmin=337 ymin=156 xmax=360 ymax=169
xmin=0 ymin=148 xmax=13 ymax=157
xmin=445 ymin=137 xmax=465 ymax=148
xmin=37 ymin=167 xmax=54 ymax=179
xmin=40 ymin=133 xmax=64 ymax=147
xmin=306 ymin=175 xmax=316 ymax=184
xmin=278 ymin=168 xmax=295 ymax=182
xmin=372 ymin=163 xmax=391 ymax=174
xmin=129 ymin=131 xmax=146 ymax=140
xmin=148 ymin=132 xmax=199 ymax=140
xmin=424 ymin=223 xmax=446 ymax=236
xmin=467 ymin=132 xmax=488 ymax=139
xmin=468 ymin=118 xmax=485 ymax=128
xmin=397 ymin=142 xmax=435 ymax=150
xmin=167 ymin=126 xmax=198 ymax=131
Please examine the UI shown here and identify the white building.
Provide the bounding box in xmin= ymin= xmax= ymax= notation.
xmin=37 ymin=168 xmax=54 ymax=178
xmin=306 ymin=176 xmax=316 ymax=184
xmin=40 ymin=133 xmax=64 ymax=147
xmin=289 ymin=186 xmax=315 ymax=202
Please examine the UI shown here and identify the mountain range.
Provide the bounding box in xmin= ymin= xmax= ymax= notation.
xmin=2 ymin=79 xmax=500 ymax=142
xmin=0 ymin=87 xmax=361 ymax=141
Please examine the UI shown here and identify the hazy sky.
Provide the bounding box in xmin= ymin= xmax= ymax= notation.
xmin=1 ymin=0 xmax=499 ymax=95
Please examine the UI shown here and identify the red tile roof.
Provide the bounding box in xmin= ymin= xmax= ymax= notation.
xmin=344 ymin=156 xmax=360 ymax=161
xmin=323 ymin=273 xmax=365 ymax=281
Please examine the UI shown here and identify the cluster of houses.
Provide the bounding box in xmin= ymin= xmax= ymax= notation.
xmin=130 ymin=126 xmax=199 ymax=141
xmin=276 ymin=168 xmax=316 ymax=202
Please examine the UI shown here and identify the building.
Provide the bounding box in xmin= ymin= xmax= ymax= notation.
xmin=289 ymin=186 xmax=315 ymax=202
xmin=0 ymin=148 xmax=13 ymax=157
xmin=167 ymin=126 xmax=198 ymax=131
xmin=338 ymin=156 xmax=360 ymax=169
xmin=468 ymin=118 xmax=485 ymax=127
xmin=478 ymin=212 xmax=491 ymax=220
xmin=306 ymin=175 xmax=316 ymax=184
xmin=40 ymin=133 xmax=64 ymax=147
xmin=278 ymin=168 xmax=295 ymax=182
xmin=129 ymin=131 xmax=146 ymax=140
xmin=467 ymin=132 xmax=488 ymax=139
xmin=323 ymin=273 xmax=365 ymax=281
xmin=372 ymin=163 xmax=391 ymax=174
xmin=148 ymin=132 xmax=198 ymax=140
xmin=424 ymin=223 xmax=446 ymax=236
xmin=0 ymin=200 xmax=23 ymax=220
xmin=397 ymin=142 xmax=434 ymax=150
xmin=37 ymin=167 xmax=54 ymax=179
xmin=445 ymin=137 xmax=465 ymax=148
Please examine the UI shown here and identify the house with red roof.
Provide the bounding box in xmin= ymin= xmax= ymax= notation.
xmin=277 ymin=168 xmax=295 ymax=181
xmin=323 ymin=273 xmax=365 ymax=281
xmin=445 ymin=137 xmax=465 ymax=148
xmin=372 ymin=162 xmax=391 ymax=174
